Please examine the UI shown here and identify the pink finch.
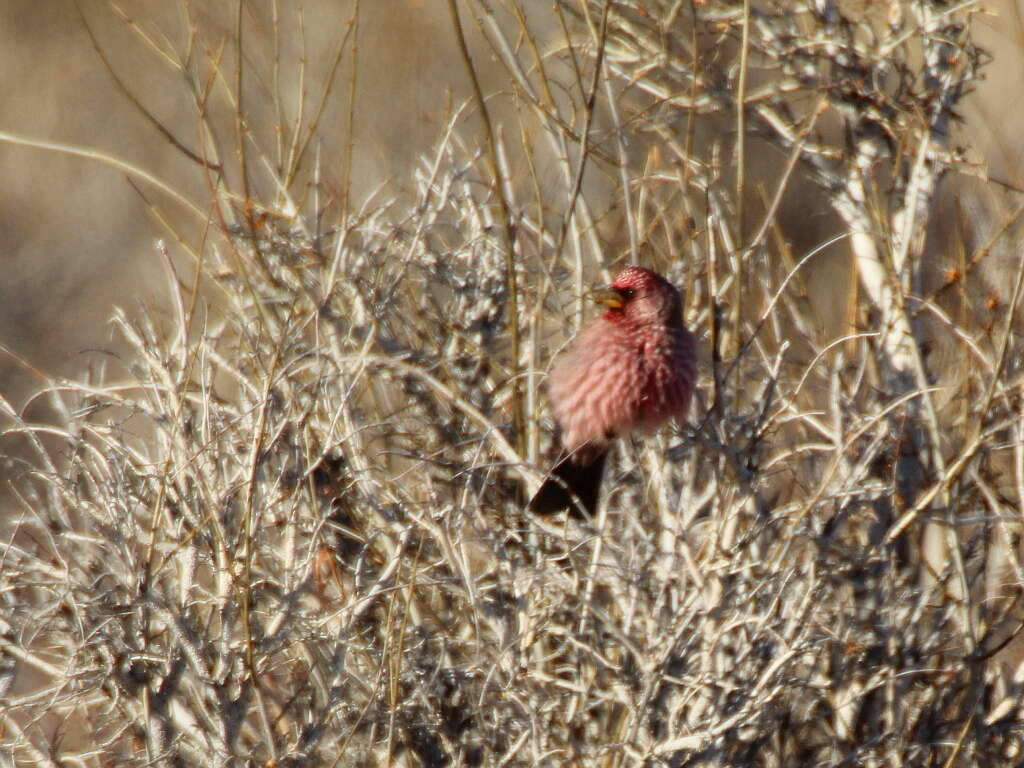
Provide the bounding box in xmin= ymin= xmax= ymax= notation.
xmin=529 ymin=266 xmax=697 ymax=517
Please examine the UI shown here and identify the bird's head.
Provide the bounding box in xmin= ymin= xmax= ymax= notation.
xmin=591 ymin=265 xmax=682 ymax=326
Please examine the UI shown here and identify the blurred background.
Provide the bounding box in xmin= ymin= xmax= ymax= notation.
xmin=1 ymin=0 xmax=506 ymax=404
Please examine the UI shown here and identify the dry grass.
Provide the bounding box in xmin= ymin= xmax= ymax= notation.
xmin=3 ymin=1 xmax=1024 ymax=766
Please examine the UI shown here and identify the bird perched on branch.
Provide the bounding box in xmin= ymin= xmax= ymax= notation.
xmin=529 ymin=266 xmax=697 ymax=517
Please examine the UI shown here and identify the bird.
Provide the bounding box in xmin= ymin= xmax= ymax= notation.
xmin=528 ymin=265 xmax=697 ymax=517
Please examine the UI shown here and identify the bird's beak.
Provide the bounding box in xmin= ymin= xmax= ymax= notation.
xmin=590 ymin=286 xmax=624 ymax=310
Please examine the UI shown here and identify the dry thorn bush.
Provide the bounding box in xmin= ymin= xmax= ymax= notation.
xmin=2 ymin=1 xmax=1024 ymax=766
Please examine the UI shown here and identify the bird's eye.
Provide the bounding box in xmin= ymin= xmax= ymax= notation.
xmin=619 ymin=288 xmax=634 ymax=299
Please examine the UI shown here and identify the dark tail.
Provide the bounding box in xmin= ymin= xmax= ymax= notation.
xmin=528 ymin=450 xmax=607 ymax=518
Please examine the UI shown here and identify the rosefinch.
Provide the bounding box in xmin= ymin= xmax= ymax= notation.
xmin=529 ymin=266 xmax=697 ymax=517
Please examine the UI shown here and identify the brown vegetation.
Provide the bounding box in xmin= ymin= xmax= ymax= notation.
xmin=3 ymin=1 xmax=1024 ymax=765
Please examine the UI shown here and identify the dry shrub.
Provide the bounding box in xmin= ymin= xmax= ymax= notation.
xmin=3 ymin=2 xmax=1024 ymax=766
